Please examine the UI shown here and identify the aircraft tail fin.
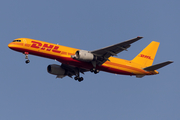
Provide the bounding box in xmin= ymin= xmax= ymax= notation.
xmin=131 ymin=41 xmax=160 ymax=67
xmin=143 ymin=61 xmax=173 ymax=71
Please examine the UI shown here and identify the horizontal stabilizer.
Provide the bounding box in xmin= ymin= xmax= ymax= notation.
xmin=143 ymin=61 xmax=173 ymax=71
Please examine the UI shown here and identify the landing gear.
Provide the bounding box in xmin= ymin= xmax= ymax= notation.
xmin=74 ymin=68 xmax=84 ymax=82
xmin=94 ymin=69 xmax=99 ymax=74
xmin=25 ymin=59 xmax=30 ymax=64
xmin=74 ymin=76 xmax=84 ymax=82
xmin=90 ymin=61 xmax=99 ymax=74
xmin=90 ymin=68 xmax=99 ymax=74
xmin=24 ymin=52 xmax=30 ymax=64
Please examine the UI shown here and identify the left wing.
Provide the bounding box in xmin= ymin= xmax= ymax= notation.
xmin=91 ymin=36 xmax=143 ymax=65
xmin=58 ymin=64 xmax=88 ymax=78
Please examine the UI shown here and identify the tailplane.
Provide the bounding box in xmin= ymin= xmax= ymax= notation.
xmin=143 ymin=61 xmax=173 ymax=71
xmin=131 ymin=41 xmax=160 ymax=67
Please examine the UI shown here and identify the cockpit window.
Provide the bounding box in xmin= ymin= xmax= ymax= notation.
xmin=13 ymin=40 xmax=21 ymax=42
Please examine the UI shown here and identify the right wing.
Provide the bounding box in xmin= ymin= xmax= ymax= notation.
xmin=91 ymin=36 xmax=143 ymax=65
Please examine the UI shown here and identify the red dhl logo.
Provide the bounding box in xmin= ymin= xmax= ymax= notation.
xmin=31 ymin=41 xmax=61 ymax=53
xmin=139 ymin=54 xmax=153 ymax=60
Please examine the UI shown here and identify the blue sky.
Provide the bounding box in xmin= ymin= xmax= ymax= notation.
xmin=1 ymin=0 xmax=179 ymax=119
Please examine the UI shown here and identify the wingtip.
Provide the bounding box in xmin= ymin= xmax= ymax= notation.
xmin=168 ymin=61 xmax=174 ymax=63
xmin=137 ymin=36 xmax=143 ymax=39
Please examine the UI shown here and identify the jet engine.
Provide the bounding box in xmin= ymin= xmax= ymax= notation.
xmin=47 ymin=64 xmax=66 ymax=78
xmin=72 ymin=50 xmax=96 ymax=62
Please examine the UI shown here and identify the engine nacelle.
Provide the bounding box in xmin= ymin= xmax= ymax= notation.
xmin=72 ymin=50 xmax=96 ymax=62
xmin=47 ymin=64 xmax=66 ymax=78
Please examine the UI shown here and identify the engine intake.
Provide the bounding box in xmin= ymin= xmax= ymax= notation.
xmin=72 ymin=50 xmax=96 ymax=62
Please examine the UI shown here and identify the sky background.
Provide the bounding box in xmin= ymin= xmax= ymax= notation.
xmin=0 ymin=0 xmax=179 ymax=120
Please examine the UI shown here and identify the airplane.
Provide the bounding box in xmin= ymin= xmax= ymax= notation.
xmin=8 ymin=36 xmax=173 ymax=82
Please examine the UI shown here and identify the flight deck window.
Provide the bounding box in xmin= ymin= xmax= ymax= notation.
xmin=13 ymin=40 xmax=21 ymax=42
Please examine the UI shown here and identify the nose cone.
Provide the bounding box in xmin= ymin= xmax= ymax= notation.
xmin=8 ymin=43 xmax=13 ymax=48
xmin=8 ymin=42 xmax=15 ymax=49
xmin=8 ymin=42 xmax=16 ymax=50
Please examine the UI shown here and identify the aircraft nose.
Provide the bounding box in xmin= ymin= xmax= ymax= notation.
xmin=8 ymin=43 xmax=14 ymax=49
xmin=8 ymin=43 xmax=13 ymax=48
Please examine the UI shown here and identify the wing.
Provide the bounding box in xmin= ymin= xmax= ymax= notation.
xmin=57 ymin=64 xmax=88 ymax=78
xmin=91 ymin=36 xmax=143 ymax=65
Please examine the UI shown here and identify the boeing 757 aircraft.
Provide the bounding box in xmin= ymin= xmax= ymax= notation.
xmin=8 ymin=37 xmax=173 ymax=82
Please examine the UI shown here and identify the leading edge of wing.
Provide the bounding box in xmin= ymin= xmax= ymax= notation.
xmin=90 ymin=36 xmax=143 ymax=56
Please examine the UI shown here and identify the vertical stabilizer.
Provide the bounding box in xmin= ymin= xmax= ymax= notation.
xmin=131 ymin=41 xmax=160 ymax=67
